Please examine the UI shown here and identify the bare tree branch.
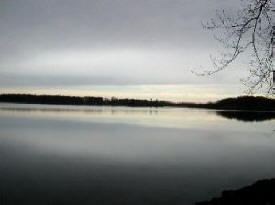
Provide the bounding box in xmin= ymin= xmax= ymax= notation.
xmin=200 ymin=0 xmax=274 ymax=94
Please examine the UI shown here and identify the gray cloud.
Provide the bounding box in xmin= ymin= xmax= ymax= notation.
xmin=0 ymin=0 xmax=244 ymax=87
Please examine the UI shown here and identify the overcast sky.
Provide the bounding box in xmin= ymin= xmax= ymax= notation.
xmin=0 ymin=0 xmax=248 ymax=102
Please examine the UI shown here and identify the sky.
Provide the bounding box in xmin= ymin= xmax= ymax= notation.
xmin=0 ymin=0 xmax=249 ymax=102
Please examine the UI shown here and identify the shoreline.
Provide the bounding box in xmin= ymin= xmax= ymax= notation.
xmin=196 ymin=178 xmax=275 ymax=205
xmin=0 ymin=94 xmax=274 ymax=111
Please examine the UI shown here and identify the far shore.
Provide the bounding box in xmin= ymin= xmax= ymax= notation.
xmin=0 ymin=94 xmax=274 ymax=111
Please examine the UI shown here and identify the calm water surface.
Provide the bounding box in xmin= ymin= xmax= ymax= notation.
xmin=0 ymin=103 xmax=274 ymax=205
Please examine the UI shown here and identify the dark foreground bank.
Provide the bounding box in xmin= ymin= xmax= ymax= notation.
xmin=0 ymin=94 xmax=274 ymax=110
xmin=196 ymin=179 xmax=275 ymax=205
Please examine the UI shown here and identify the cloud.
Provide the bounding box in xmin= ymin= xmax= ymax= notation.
xmin=0 ymin=0 xmax=246 ymax=100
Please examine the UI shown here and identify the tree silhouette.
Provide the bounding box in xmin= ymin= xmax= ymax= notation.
xmin=202 ymin=0 xmax=274 ymax=94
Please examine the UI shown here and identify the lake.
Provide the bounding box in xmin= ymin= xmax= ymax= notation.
xmin=0 ymin=103 xmax=274 ymax=205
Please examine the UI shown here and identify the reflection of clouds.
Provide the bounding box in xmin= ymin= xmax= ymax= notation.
xmin=0 ymin=102 xmax=275 ymax=205
xmin=0 ymin=103 xmax=222 ymax=129
xmin=0 ymin=103 xmax=273 ymax=133
xmin=1 ymin=106 xmax=275 ymax=167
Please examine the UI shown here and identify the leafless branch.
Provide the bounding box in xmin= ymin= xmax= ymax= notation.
xmin=200 ymin=0 xmax=274 ymax=94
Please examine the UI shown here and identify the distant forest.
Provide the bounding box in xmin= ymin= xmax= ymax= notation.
xmin=0 ymin=94 xmax=274 ymax=111
xmin=0 ymin=94 xmax=173 ymax=107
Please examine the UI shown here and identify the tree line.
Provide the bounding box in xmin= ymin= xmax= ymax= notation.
xmin=0 ymin=94 xmax=274 ymax=110
xmin=0 ymin=94 xmax=174 ymax=107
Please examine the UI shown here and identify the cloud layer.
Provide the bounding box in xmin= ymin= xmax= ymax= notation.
xmin=0 ymin=0 xmax=247 ymax=101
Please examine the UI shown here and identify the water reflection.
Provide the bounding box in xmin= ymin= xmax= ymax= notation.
xmin=1 ymin=104 xmax=274 ymax=123
xmin=216 ymin=111 xmax=275 ymax=122
xmin=0 ymin=103 xmax=275 ymax=205
xmin=0 ymin=103 xmax=222 ymax=129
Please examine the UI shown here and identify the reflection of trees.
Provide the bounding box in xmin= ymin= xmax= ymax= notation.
xmin=216 ymin=111 xmax=275 ymax=122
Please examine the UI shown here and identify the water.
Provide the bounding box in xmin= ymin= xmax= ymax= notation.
xmin=0 ymin=103 xmax=274 ymax=205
